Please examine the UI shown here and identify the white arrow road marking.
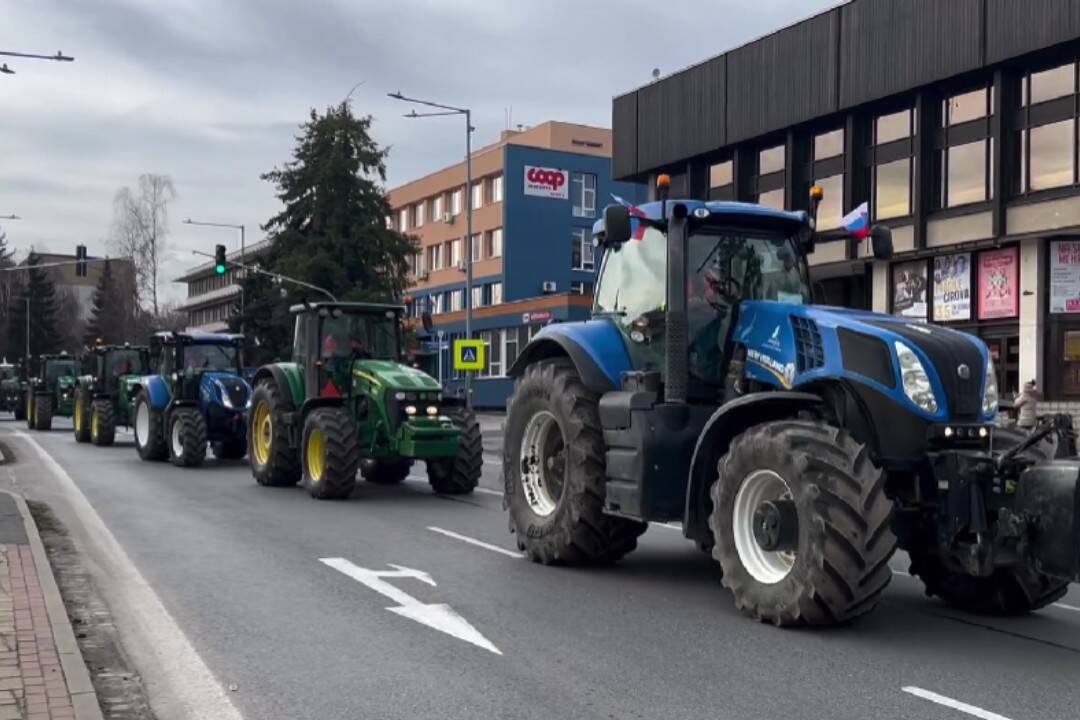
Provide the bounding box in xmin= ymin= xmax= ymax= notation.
xmin=319 ymin=558 xmax=502 ymax=655
xmin=902 ymin=686 xmax=1014 ymax=720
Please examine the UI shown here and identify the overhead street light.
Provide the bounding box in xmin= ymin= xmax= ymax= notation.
xmin=0 ymin=214 xmax=20 ymax=220
xmin=388 ymin=90 xmax=476 ymax=409
xmin=183 ymin=218 xmax=247 ymax=329
xmin=0 ymin=65 xmax=13 ymax=76
xmin=0 ymin=50 xmax=74 ymax=76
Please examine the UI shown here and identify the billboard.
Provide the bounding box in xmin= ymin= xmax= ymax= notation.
xmin=978 ymin=247 xmax=1019 ymax=320
xmin=523 ymin=166 xmax=568 ymax=199
xmin=1050 ymin=240 xmax=1080 ymax=314
xmin=932 ymin=253 xmax=971 ymax=322
xmin=892 ymin=260 xmax=928 ymax=319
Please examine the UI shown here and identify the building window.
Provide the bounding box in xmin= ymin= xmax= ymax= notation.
xmin=468 ymin=233 xmax=480 ymax=263
xmin=472 ymin=285 xmax=483 ymax=309
xmin=759 ymin=144 xmax=785 ymax=175
xmin=428 ymin=244 xmax=443 ymax=271
xmin=940 ymin=85 xmax=993 ymax=208
xmin=571 ymin=227 xmax=594 ymax=271
xmin=875 ymin=158 xmax=913 ymax=220
xmin=431 ymin=293 xmax=444 ymax=314
xmin=397 ymin=208 xmax=408 ymax=231
xmin=450 ymin=239 xmax=462 ymax=268
xmin=432 ymin=195 xmax=444 ymax=221
xmin=413 ymin=203 xmax=424 ymax=228
xmin=1018 ymin=60 xmax=1079 ymax=194
xmin=571 ymin=172 xmax=597 ymax=218
xmin=814 ymin=174 xmax=844 ymax=230
xmin=411 ymin=251 xmax=424 ymax=276
xmin=756 ymin=142 xmax=786 ymax=209
xmin=492 ymin=175 xmax=503 ymax=203
xmin=757 ymin=188 xmax=785 ymax=210
xmin=876 ymin=109 xmax=912 ymax=145
xmin=487 ymin=228 xmax=503 ymax=258
xmin=505 ymin=328 xmax=519 ymax=370
xmin=1026 ymin=62 xmax=1076 ymax=106
xmin=812 ymin=128 xmax=845 ymax=230
xmin=451 ymin=188 xmax=463 ymax=216
xmin=489 ymin=331 xmax=502 ymax=377
xmin=570 ymin=281 xmax=594 ymax=295
xmin=450 ymin=289 xmax=464 ymax=312
xmin=814 ymin=128 xmax=844 ymax=161
xmin=472 ymin=183 xmax=483 ymax=210
xmin=708 ymin=159 xmax=734 ymax=201
xmin=873 ymin=107 xmax=915 ymax=220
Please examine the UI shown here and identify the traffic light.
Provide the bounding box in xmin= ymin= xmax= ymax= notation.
xmin=75 ymin=244 xmax=87 ymax=277
xmin=214 ymin=244 xmax=228 ymax=274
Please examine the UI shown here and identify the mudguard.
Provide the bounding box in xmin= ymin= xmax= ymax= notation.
xmin=507 ymin=319 xmax=631 ymax=395
xmin=140 ymin=375 xmax=172 ymax=408
xmin=252 ymin=363 xmax=304 ymax=407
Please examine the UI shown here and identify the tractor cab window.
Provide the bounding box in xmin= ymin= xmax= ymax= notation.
xmin=0 ymin=367 xmax=15 ymax=381
xmin=320 ymin=312 xmax=399 ymax=361
xmin=182 ymin=344 xmax=238 ymax=373
xmin=45 ymin=361 xmax=76 ymax=386
xmin=104 ymin=350 xmax=145 ymax=377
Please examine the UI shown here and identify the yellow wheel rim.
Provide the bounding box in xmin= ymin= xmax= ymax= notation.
xmin=74 ymin=398 xmax=82 ymax=432
xmin=306 ymin=428 xmax=326 ymax=482
xmin=252 ymin=401 xmax=272 ymax=466
xmin=91 ymin=411 xmax=99 ymax=439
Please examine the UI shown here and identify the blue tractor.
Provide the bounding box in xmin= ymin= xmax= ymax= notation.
xmin=131 ymin=332 xmax=252 ymax=467
xmin=502 ymin=179 xmax=1080 ymax=626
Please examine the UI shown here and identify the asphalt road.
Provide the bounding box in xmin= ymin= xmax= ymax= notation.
xmin=1 ymin=416 xmax=1079 ymax=720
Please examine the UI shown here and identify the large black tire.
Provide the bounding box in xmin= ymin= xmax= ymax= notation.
xmin=212 ymin=438 xmax=247 ymax=460
xmin=426 ymin=406 xmax=481 ymax=495
xmin=73 ymin=389 xmax=91 ymax=443
xmin=32 ymin=395 xmax=52 ymax=431
xmin=24 ymin=393 xmax=33 ymax=430
xmin=302 ymin=408 xmax=361 ymax=500
xmin=133 ymin=390 xmax=167 ymax=461
xmin=711 ymin=421 xmax=896 ymax=626
xmin=504 ymin=359 xmax=646 ymax=565
xmin=248 ymin=380 xmax=300 ymax=487
xmin=90 ymin=399 xmax=116 ymax=447
xmin=168 ymin=407 xmax=207 ymax=467
xmin=361 ymin=459 xmax=411 ymax=485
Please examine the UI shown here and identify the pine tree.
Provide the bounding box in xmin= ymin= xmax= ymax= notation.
xmin=235 ymin=102 xmax=416 ymax=357
xmin=84 ymin=259 xmax=123 ymax=345
xmin=8 ymin=252 xmax=62 ymax=359
xmin=0 ymin=231 xmax=17 ymax=361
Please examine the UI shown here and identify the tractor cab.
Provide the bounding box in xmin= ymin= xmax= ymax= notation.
xmin=0 ymin=364 xmax=17 ymax=382
xmin=82 ymin=343 xmax=150 ymax=393
xmin=149 ymin=331 xmax=244 ymax=401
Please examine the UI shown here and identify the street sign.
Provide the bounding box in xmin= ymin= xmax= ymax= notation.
xmin=453 ymin=339 xmax=484 ymax=371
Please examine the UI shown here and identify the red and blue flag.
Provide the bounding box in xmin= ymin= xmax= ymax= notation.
xmin=841 ymin=202 xmax=870 ymax=239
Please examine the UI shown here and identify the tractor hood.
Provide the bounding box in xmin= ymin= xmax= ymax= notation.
xmin=734 ymin=301 xmax=995 ymax=423
xmin=352 ymin=360 xmax=441 ymax=392
xmin=197 ymin=371 xmax=251 ymax=411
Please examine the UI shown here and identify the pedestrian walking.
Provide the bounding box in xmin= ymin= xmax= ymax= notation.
xmin=1014 ymin=380 xmax=1042 ymax=430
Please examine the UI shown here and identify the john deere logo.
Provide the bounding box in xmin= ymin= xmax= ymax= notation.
xmin=957 ymin=364 xmax=971 ymax=380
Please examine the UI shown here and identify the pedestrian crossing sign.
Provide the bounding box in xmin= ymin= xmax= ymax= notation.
xmin=453 ymin=339 xmax=485 ymax=371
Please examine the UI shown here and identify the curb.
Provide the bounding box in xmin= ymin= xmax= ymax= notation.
xmin=4 ymin=490 xmax=105 ymax=720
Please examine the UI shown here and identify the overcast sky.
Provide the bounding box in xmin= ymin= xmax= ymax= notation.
xmin=2 ymin=0 xmax=837 ymax=304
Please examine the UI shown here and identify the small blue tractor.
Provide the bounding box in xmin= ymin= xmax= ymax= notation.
xmin=131 ymin=332 xmax=252 ymax=467
xmin=503 ymin=177 xmax=1080 ymax=626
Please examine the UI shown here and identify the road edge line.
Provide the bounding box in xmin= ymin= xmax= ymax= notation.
xmin=6 ymin=489 xmax=105 ymax=720
xmin=427 ymin=526 xmax=522 ymax=558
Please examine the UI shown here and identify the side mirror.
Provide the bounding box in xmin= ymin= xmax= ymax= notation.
xmin=421 ymin=311 xmax=434 ymax=334
xmin=603 ymin=205 xmax=631 ymax=247
xmin=869 ymin=225 xmax=894 ymax=261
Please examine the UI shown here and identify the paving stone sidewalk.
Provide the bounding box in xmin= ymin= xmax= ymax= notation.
xmin=0 ymin=493 xmax=102 ymax=720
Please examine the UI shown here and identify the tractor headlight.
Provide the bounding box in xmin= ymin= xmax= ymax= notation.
xmin=404 ymin=405 xmax=417 ymax=416
xmin=983 ymin=357 xmax=999 ymax=416
xmin=895 ymin=342 xmax=938 ymax=414
xmin=218 ymin=381 xmax=235 ymax=409
xmin=426 ymin=405 xmax=438 ymax=416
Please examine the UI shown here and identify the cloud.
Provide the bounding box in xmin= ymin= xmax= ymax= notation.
xmin=1 ymin=0 xmax=837 ymax=305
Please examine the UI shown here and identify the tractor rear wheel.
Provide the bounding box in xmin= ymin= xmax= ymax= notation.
xmin=73 ymin=389 xmax=91 ymax=443
xmin=710 ymin=420 xmax=896 ymax=626
xmin=212 ymin=438 xmax=247 ymax=460
xmin=24 ymin=393 xmax=34 ymax=429
xmin=32 ymin=395 xmax=52 ymax=431
xmin=504 ymin=359 xmax=646 ymax=565
xmin=90 ymin=399 xmax=116 ymax=446
xmin=361 ymin=459 xmax=411 ymax=485
xmin=133 ymin=390 xmax=167 ymax=461
xmin=168 ymin=407 xmax=207 ymax=467
xmin=426 ymin=406 xmax=482 ymax=494
xmin=249 ymin=381 xmax=300 ymax=487
xmin=908 ymin=553 xmax=1068 ymax=615
xmin=302 ymin=408 xmax=360 ymax=500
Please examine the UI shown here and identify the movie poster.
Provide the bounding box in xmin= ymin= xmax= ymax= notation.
xmin=978 ymin=247 xmax=1019 ymax=320
xmin=892 ymin=260 xmax=928 ymax=319
xmin=932 ymin=253 xmax=971 ymax=322
xmin=1050 ymin=240 xmax=1080 ymax=314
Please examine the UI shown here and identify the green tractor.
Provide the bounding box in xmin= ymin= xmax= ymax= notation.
xmin=0 ymin=362 xmax=24 ymax=420
xmin=73 ymin=343 xmax=150 ymax=446
xmin=248 ymin=302 xmax=482 ymax=500
xmin=25 ymin=353 xmax=78 ymax=431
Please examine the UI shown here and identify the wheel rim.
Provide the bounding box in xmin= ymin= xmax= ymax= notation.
xmin=252 ymin=401 xmax=272 ymax=466
xmin=307 ymin=428 xmax=326 ymax=482
xmin=732 ymin=469 xmax=797 ymax=585
xmin=135 ymin=402 xmax=148 ymax=447
xmin=519 ymin=410 xmax=565 ymax=517
xmin=74 ymin=398 xmax=82 ymax=432
xmin=171 ymin=418 xmax=184 ymax=458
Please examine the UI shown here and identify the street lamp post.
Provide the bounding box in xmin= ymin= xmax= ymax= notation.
xmin=183 ymin=219 xmax=246 ymax=329
xmin=388 ymin=91 xmax=474 ymax=409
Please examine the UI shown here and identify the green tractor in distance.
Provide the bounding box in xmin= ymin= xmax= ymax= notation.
xmin=25 ymin=353 xmax=78 ymax=431
xmin=0 ymin=362 xmax=24 ymax=420
xmin=248 ymin=302 xmax=482 ymax=500
xmin=73 ymin=343 xmax=150 ymax=446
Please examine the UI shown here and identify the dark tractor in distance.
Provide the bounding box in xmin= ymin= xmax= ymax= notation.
xmin=73 ymin=343 xmax=150 ymax=446
xmin=132 ymin=332 xmax=251 ymax=467
xmin=25 ymin=354 xmax=77 ymax=431
xmin=248 ymin=302 xmax=481 ymax=500
xmin=0 ymin=363 xmax=24 ymax=420
xmin=502 ymin=181 xmax=1080 ymax=627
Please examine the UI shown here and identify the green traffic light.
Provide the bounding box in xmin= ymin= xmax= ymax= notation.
xmin=215 ymin=264 xmax=226 ymax=275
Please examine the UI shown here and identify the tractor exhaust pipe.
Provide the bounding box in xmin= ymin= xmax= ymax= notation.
xmin=665 ymin=200 xmax=689 ymax=405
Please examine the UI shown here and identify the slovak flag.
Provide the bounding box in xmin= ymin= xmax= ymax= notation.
xmin=841 ymin=202 xmax=870 ymax=239
xmin=611 ymin=194 xmax=649 ymax=240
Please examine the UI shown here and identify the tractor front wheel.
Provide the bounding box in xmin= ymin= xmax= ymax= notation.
xmin=90 ymin=399 xmax=116 ymax=447
xmin=32 ymin=395 xmax=52 ymax=431
xmin=710 ymin=421 xmax=896 ymax=626
xmin=426 ymin=406 xmax=482 ymax=495
xmin=168 ymin=408 xmax=207 ymax=467
xmin=133 ymin=390 xmax=167 ymax=461
xmin=249 ymin=381 xmax=300 ymax=487
xmin=504 ymin=359 xmax=645 ymax=565
xmin=73 ymin=389 xmax=91 ymax=443
xmin=361 ymin=459 xmax=411 ymax=485
xmin=302 ymin=408 xmax=360 ymax=500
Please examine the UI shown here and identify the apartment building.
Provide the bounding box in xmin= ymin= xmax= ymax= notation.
xmin=175 ymin=239 xmax=270 ymax=331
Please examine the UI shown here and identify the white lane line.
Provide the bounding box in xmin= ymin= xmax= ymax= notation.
xmin=891 ymin=568 xmax=911 ymax=577
xmin=473 ymin=487 xmax=503 ymax=497
xmin=427 ymin=526 xmax=522 ymax=558
xmin=650 ymin=521 xmax=681 ymax=530
xmin=12 ymin=431 xmax=245 ymax=720
xmin=902 ymin=686 xmax=1014 ymax=720
xmin=1053 ymin=602 xmax=1080 ymax=613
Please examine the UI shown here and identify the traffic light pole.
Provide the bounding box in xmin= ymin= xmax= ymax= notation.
xmin=190 ymin=250 xmax=337 ymax=302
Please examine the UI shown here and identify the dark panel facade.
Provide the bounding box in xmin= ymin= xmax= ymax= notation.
xmin=986 ymin=0 xmax=1080 ymax=64
xmin=840 ymin=0 xmax=984 ymax=108
xmin=611 ymin=92 xmax=638 ymax=180
xmin=636 ymin=57 xmax=726 ymax=172
xmin=726 ymin=10 xmax=840 ymax=144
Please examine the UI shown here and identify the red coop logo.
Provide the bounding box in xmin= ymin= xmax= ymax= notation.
xmin=524 ymin=165 xmax=569 ymax=199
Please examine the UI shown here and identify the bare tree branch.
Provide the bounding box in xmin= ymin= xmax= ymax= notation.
xmin=108 ymin=174 xmax=176 ymax=315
